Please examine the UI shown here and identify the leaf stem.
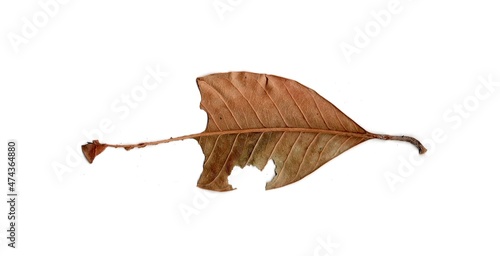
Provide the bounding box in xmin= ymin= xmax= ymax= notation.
xmin=373 ymin=134 xmax=427 ymax=154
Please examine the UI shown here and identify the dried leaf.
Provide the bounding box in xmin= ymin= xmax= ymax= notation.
xmin=82 ymin=140 xmax=107 ymax=164
xmin=82 ymin=72 xmax=426 ymax=191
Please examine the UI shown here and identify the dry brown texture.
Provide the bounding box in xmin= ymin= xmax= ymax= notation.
xmin=81 ymin=140 xmax=107 ymax=164
xmin=197 ymin=72 xmax=368 ymax=191
xmin=82 ymin=72 xmax=426 ymax=191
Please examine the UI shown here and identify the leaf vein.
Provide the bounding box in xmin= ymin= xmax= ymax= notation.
xmin=313 ymin=134 xmax=337 ymax=169
xmin=223 ymin=77 xmax=265 ymax=127
xmin=307 ymin=89 xmax=330 ymax=129
xmin=205 ymin=134 xmax=239 ymax=187
xmin=244 ymin=132 xmax=263 ymax=166
xmin=201 ymin=102 xmax=222 ymax=131
xmin=274 ymin=132 xmax=302 ymax=185
xmin=253 ymin=75 xmax=290 ymax=127
xmin=281 ymin=80 xmax=312 ymax=128
xmin=294 ymin=133 xmax=320 ymax=182
xmin=205 ymin=83 xmax=243 ymax=129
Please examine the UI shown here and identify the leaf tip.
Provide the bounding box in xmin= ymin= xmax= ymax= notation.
xmin=81 ymin=140 xmax=108 ymax=164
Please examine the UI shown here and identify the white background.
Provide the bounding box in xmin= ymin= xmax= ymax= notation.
xmin=1 ymin=0 xmax=499 ymax=255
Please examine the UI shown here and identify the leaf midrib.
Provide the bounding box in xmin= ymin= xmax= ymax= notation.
xmin=105 ymin=127 xmax=379 ymax=149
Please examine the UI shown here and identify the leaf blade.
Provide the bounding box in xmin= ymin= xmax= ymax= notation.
xmin=196 ymin=72 xmax=372 ymax=191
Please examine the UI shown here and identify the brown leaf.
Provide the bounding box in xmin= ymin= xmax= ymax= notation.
xmin=82 ymin=72 xmax=426 ymax=191
xmin=196 ymin=72 xmax=414 ymax=191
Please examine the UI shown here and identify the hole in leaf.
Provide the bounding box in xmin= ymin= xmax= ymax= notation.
xmin=228 ymin=160 xmax=276 ymax=191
